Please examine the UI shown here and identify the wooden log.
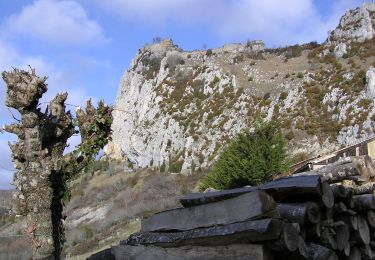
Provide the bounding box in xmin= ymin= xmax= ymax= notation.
xmin=344 ymin=242 xmax=351 ymax=257
xmin=306 ymin=243 xmax=338 ymax=260
xmin=361 ymin=244 xmax=373 ymax=259
xmin=347 ymin=197 xmax=355 ymax=209
xmin=352 ymin=194 xmax=375 ymax=211
xmin=294 ymin=156 xmax=375 ymax=183
xmin=180 ymin=175 xmax=322 ymax=207
xmin=322 ymin=181 xmax=335 ymax=208
xmin=350 ymin=215 xmax=359 ymax=231
xmin=110 ymin=244 xmax=274 ymax=260
xmin=355 ymin=155 xmax=375 ymax=181
xmin=342 ymin=180 xmax=356 ymax=189
xmin=293 ymin=164 xmax=358 ymax=182
xmin=367 ymin=210 xmax=375 ymax=229
xmin=306 ymin=222 xmax=321 ymax=240
xmin=346 ymin=247 xmax=361 ymax=260
xmin=333 ymin=202 xmax=355 ymax=216
xmin=331 ymin=183 xmax=352 ymax=200
xmin=334 ymin=221 xmax=350 ymax=251
xmin=325 ymin=207 xmax=334 ymax=220
xmin=125 ymin=219 xmax=283 ymax=247
xmin=321 ymin=228 xmax=337 ymax=250
xmin=354 ymin=182 xmax=375 ymax=195
xmin=142 ymin=190 xmax=276 ymax=232
xmin=266 ymin=223 xmax=300 ymax=252
xmin=333 ymin=202 xmax=348 ymax=215
xmin=356 ymin=216 xmax=370 ymax=245
xmin=277 ymin=202 xmax=321 ymax=225
xmin=298 ymin=236 xmax=308 ymax=258
xmin=267 ymin=236 xmax=308 ymax=260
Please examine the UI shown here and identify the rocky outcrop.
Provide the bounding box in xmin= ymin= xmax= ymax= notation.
xmin=110 ymin=5 xmax=375 ymax=172
xmin=333 ymin=43 xmax=347 ymax=58
xmin=366 ymin=67 xmax=375 ymax=99
xmin=327 ymin=3 xmax=375 ymax=44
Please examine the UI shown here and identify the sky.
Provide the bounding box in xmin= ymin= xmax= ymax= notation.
xmin=0 ymin=0 xmax=365 ymax=189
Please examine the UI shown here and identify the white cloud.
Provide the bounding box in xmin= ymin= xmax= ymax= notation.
xmin=95 ymin=0 xmax=362 ymax=46
xmin=4 ymin=0 xmax=109 ymax=46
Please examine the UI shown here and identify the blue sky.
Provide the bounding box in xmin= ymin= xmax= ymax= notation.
xmin=0 ymin=0 xmax=365 ymax=189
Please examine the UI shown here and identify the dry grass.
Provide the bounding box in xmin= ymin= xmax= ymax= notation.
xmin=63 ymin=165 xmax=205 ymax=256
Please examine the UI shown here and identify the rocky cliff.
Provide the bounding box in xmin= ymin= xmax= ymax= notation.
xmin=109 ymin=3 xmax=375 ymax=173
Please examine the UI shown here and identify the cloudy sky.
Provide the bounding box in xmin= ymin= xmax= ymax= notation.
xmin=0 ymin=0 xmax=364 ymax=189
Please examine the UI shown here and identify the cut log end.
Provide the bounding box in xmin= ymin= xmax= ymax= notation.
xmin=322 ymin=182 xmax=335 ymax=208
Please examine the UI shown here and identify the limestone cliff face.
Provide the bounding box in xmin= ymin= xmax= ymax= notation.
xmin=328 ymin=3 xmax=375 ymax=44
xmin=109 ymin=4 xmax=375 ymax=172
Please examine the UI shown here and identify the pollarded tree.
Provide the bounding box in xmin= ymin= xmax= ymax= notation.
xmin=199 ymin=121 xmax=289 ymax=191
xmin=1 ymin=68 xmax=112 ymax=259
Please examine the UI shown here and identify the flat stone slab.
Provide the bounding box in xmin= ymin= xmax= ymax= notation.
xmin=180 ymin=186 xmax=255 ymax=207
xmin=124 ymin=218 xmax=282 ymax=247
xmin=180 ymin=175 xmax=322 ymax=207
xmin=110 ymin=244 xmax=273 ymax=260
xmin=141 ymin=190 xmax=276 ymax=232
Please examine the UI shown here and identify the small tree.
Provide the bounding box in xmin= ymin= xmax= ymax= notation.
xmin=199 ymin=121 xmax=289 ymax=191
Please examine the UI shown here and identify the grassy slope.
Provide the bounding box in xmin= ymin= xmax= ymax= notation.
xmin=63 ymin=160 xmax=205 ymax=257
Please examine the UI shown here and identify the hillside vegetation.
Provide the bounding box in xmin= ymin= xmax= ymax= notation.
xmin=110 ymin=3 xmax=375 ymax=175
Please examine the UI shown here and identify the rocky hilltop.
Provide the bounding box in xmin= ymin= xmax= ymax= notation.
xmin=109 ymin=3 xmax=375 ymax=173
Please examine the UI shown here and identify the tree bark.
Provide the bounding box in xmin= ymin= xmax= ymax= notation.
xmin=277 ymin=202 xmax=321 ymax=225
xmin=266 ymin=223 xmax=300 ymax=252
xmin=293 ymin=156 xmax=375 ymax=183
xmin=2 ymin=69 xmax=74 ymax=259
xmin=2 ymin=68 xmax=112 ymax=259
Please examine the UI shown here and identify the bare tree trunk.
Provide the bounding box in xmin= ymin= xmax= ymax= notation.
xmin=2 ymin=69 xmax=75 ymax=259
xmin=2 ymin=68 xmax=112 ymax=259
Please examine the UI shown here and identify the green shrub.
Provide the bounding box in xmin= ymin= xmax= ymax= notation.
xmin=199 ymin=121 xmax=289 ymax=191
xmin=170 ymin=159 xmax=184 ymax=173
xmin=233 ymin=54 xmax=244 ymax=63
xmin=285 ymin=131 xmax=295 ymax=140
xmin=279 ymin=92 xmax=288 ymax=101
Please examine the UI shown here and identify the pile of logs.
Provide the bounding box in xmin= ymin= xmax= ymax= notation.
xmin=89 ymin=156 xmax=375 ymax=260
